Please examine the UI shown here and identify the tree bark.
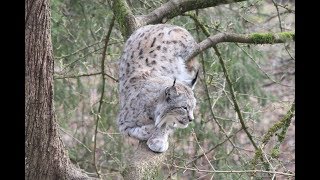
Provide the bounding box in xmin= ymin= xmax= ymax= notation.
xmin=112 ymin=0 xmax=140 ymax=39
xmin=122 ymin=142 xmax=167 ymax=180
xmin=137 ymin=0 xmax=247 ymax=26
xmin=25 ymin=0 xmax=90 ymax=179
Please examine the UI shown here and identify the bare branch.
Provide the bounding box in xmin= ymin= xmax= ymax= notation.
xmin=164 ymin=163 xmax=295 ymax=177
xmin=54 ymin=41 xmax=122 ymax=60
xmin=137 ymin=0 xmax=248 ymax=25
xmin=55 ymin=40 xmax=104 ymax=60
xmin=189 ymin=15 xmax=259 ymax=151
xmin=93 ymin=17 xmax=115 ymax=178
xmin=54 ymin=72 xmax=118 ymax=82
xmin=59 ymin=127 xmax=92 ymax=153
xmin=187 ymin=31 xmax=295 ymax=61
xmin=214 ymin=46 xmax=259 ymax=150
xmin=166 ymin=128 xmax=243 ymax=178
xmin=236 ymin=43 xmax=291 ymax=87
xmin=192 ymin=129 xmax=216 ymax=171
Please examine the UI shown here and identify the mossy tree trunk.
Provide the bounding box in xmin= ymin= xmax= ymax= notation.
xmin=25 ymin=0 xmax=90 ymax=179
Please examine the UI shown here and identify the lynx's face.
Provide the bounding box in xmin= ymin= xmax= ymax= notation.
xmin=155 ymin=80 xmax=196 ymax=129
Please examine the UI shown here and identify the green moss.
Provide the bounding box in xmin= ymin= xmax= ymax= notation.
xmin=251 ymin=148 xmax=262 ymax=166
xmin=250 ymin=33 xmax=276 ymax=44
xmin=143 ymin=168 xmax=160 ymax=180
xmin=279 ymin=32 xmax=295 ymax=41
xmin=277 ymin=133 xmax=285 ymax=142
xmin=278 ymin=103 xmax=295 ymax=143
xmin=261 ymin=121 xmax=282 ymax=145
xmin=113 ymin=0 xmax=131 ymax=38
xmin=261 ymin=103 xmax=295 ymax=145
xmin=271 ymin=147 xmax=280 ymax=158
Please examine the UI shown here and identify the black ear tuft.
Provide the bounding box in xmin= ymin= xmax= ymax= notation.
xmin=172 ymin=78 xmax=176 ymax=87
xmin=190 ymin=70 xmax=199 ymax=89
xmin=165 ymin=79 xmax=178 ymax=102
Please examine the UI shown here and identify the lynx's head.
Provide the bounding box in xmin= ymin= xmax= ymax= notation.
xmin=155 ymin=79 xmax=196 ymax=129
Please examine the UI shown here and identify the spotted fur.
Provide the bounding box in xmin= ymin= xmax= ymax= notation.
xmin=117 ymin=24 xmax=199 ymax=152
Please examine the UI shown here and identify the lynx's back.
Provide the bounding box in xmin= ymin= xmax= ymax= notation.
xmin=119 ymin=24 xmax=199 ymax=89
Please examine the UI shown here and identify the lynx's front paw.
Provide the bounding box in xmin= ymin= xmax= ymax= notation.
xmin=147 ymin=137 xmax=169 ymax=153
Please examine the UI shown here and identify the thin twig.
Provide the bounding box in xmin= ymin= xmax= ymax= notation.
xmin=195 ymin=18 xmax=238 ymax=151
xmin=274 ymin=1 xmax=295 ymax=13
xmin=272 ymin=0 xmax=283 ymax=32
xmin=264 ymin=11 xmax=289 ymax=23
xmin=167 ymin=128 xmax=243 ymax=179
xmin=59 ymin=127 xmax=92 ymax=153
xmin=192 ymin=129 xmax=216 ymax=171
xmin=189 ymin=13 xmax=272 ymax=173
xmin=58 ymin=41 xmax=121 ymax=71
xmin=190 ymin=15 xmax=259 ymax=150
xmin=214 ymin=46 xmax=259 ymax=151
xmin=260 ymin=148 xmax=276 ymax=180
xmin=236 ymin=43 xmax=291 ymax=87
xmin=164 ymin=163 xmax=295 ymax=176
xmin=55 ymin=40 xmax=103 ymax=60
xmin=54 ymin=72 xmax=118 ymax=82
xmin=79 ymin=3 xmax=98 ymax=41
xmin=54 ymin=72 xmax=102 ymax=79
xmin=93 ymin=17 xmax=115 ymax=178
xmin=62 ymin=47 xmax=104 ymax=70
xmin=272 ymin=0 xmax=295 ymax=61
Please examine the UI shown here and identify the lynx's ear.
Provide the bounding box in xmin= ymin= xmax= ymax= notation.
xmin=165 ymin=78 xmax=178 ymax=102
xmin=189 ymin=70 xmax=199 ymax=89
xmin=172 ymin=78 xmax=176 ymax=86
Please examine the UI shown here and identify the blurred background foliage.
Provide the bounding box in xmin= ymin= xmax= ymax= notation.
xmin=52 ymin=0 xmax=295 ymax=179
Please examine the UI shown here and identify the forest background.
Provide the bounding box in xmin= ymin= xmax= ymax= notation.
xmin=26 ymin=0 xmax=295 ymax=179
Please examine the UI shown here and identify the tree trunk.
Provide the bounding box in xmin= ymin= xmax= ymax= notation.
xmin=25 ymin=0 xmax=90 ymax=179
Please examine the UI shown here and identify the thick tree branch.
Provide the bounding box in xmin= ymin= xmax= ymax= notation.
xmin=186 ymin=32 xmax=295 ymax=62
xmin=137 ymin=0 xmax=247 ymax=26
xmin=122 ymin=142 xmax=167 ymax=180
xmin=112 ymin=0 xmax=139 ymax=39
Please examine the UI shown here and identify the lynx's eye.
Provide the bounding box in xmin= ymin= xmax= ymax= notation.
xmin=182 ymin=106 xmax=188 ymax=111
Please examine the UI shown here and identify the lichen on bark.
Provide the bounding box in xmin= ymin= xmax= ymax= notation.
xmin=112 ymin=0 xmax=139 ymax=39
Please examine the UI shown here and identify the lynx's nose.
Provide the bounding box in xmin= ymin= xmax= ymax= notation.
xmin=188 ymin=112 xmax=194 ymax=122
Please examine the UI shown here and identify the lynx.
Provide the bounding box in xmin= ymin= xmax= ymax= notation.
xmin=117 ymin=24 xmax=199 ymax=152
